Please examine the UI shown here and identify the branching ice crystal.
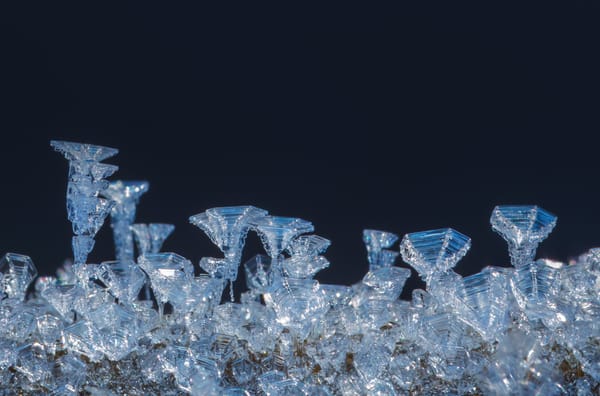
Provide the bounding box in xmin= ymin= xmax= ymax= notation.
xmin=1 ymin=140 xmax=600 ymax=395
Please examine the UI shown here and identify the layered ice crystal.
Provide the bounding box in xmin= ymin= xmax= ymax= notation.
xmin=0 ymin=140 xmax=599 ymax=394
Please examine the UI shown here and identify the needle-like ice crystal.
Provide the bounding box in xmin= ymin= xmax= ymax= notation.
xmin=0 ymin=140 xmax=599 ymax=394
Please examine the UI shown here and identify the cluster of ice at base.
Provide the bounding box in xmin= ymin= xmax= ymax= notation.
xmin=0 ymin=141 xmax=599 ymax=395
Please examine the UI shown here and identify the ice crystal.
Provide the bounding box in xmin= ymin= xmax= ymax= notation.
xmin=0 ymin=140 xmax=598 ymax=394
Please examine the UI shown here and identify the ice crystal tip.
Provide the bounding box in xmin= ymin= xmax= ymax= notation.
xmin=400 ymin=227 xmax=471 ymax=278
xmin=50 ymin=140 xmax=119 ymax=162
xmin=104 ymin=180 xmax=149 ymax=202
xmin=362 ymin=229 xmax=399 ymax=250
xmin=189 ymin=206 xmax=268 ymax=257
xmin=490 ymin=205 xmax=557 ymax=246
xmin=286 ymin=234 xmax=331 ymax=257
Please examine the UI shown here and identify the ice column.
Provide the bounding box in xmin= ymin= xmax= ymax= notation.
xmin=50 ymin=140 xmax=119 ymax=264
xmin=101 ymin=181 xmax=149 ymax=262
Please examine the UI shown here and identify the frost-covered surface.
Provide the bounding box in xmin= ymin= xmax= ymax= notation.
xmin=0 ymin=141 xmax=598 ymax=395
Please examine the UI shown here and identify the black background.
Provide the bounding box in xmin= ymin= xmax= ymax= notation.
xmin=1 ymin=2 xmax=599 ymax=298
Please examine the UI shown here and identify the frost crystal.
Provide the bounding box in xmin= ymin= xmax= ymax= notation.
xmin=102 ymin=180 xmax=149 ymax=262
xmin=1 ymin=140 xmax=599 ymax=394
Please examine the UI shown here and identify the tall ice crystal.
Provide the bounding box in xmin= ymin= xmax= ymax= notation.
xmin=101 ymin=180 xmax=149 ymax=262
xmin=0 ymin=140 xmax=598 ymax=394
xmin=51 ymin=140 xmax=119 ymax=264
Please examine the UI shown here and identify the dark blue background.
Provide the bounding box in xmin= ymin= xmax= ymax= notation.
xmin=1 ymin=2 xmax=599 ymax=297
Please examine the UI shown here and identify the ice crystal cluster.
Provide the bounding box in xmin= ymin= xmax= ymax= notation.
xmin=0 ymin=141 xmax=598 ymax=395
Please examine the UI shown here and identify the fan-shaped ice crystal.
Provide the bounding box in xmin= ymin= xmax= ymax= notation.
xmin=0 ymin=253 xmax=37 ymax=301
xmin=455 ymin=266 xmax=511 ymax=340
xmin=102 ymin=180 xmax=149 ymax=262
xmin=282 ymin=234 xmax=331 ymax=279
xmin=138 ymin=252 xmax=193 ymax=314
xmin=363 ymin=229 xmax=399 ymax=271
xmin=491 ymin=205 xmax=557 ymax=268
xmin=190 ymin=206 xmax=268 ymax=262
xmin=131 ymin=223 xmax=175 ymax=257
xmin=96 ymin=260 xmax=147 ymax=303
xmin=50 ymin=140 xmax=119 ymax=162
xmin=512 ymin=259 xmax=565 ymax=324
xmin=250 ymin=216 xmax=314 ymax=266
xmin=264 ymin=278 xmax=328 ymax=338
xmin=361 ymin=266 xmax=411 ymax=300
xmin=286 ymin=234 xmax=331 ymax=257
xmin=282 ymin=255 xmax=330 ymax=279
xmin=243 ymin=254 xmax=275 ymax=294
xmin=399 ymin=228 xmax=471 ymax=281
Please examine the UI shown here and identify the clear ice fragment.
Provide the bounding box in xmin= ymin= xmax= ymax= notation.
xmin=265 ymin=278 xmax=328 ymax=338
xmin=282 ymin=255 xmax=330 ymax=279
xmin=362 ymin=266 xmax=411 ymax=300
xmin=131 ymin=223 xmax=175 ymax=257
xmin=250 ymin=216 xmax=314 ymax=266
xmin=190 ymin=206 xmax=268 ymax=263
xmin=491 ymin=205 xmax=557 ymax=268
xmin=50 ymin=140 xmax=119 ymax=162
xmin=89 ymin=303 xmax=139 ymax=361
xmin=101 ymin=180 xmax=149 ymax=262
xmin=199 ymin=257 xmax=229 ymax=278
xmin=286 ymin=235 xmax=331 ymax=257
xmin=96 ymin=260 xmax=147 ymax=303
xmin=512 ymin=259 xmax=562 ymax=317
xmin=244 ymin=254 xmax=275 ymax=293
xmin=138 ymin=253 xmax=193 ymax=312
xmin=0 ymin=253 xmax=37 ymax=301
xmin=455 ymin=266 xmax=511 ymax=340
xmin=400 ymin=228 xmax=471 ymax=281
xmin=41 ymin=283 xmax=86 ymax=319
xmin=363 ymin=229 xmax=399 ymax=271
xmin=63 ymin=320 xmax=104 ymax=362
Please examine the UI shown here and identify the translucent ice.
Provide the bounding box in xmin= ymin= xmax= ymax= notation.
xmin=0 ymin=253 xmax=37 ymax=301
xmin=131 ymin=223 xmax=175 ymax=257
xmin=399 ymin=228 xmax=471 ymax=281
xmin=102 ymin=180 xmax=149 ymax=262
xmin=0 ymin=140 xmax=597 ymax=394
xmin=363 ymin=229 xmax=399 ymax=271
xmin=491 ymin=205 xmax=557 ymax=268
xmin=250 ymin=216 xmax=314 ymax=266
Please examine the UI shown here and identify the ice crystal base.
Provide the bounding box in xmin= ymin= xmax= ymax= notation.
xmin=0 ymin=141 xmax=598 ymax=395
